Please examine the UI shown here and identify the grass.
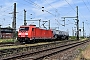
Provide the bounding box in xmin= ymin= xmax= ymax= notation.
xmin=75 ymin=44 xmax=90 ymax=60
xmin=69 ymin=36 xmax=88 ymax=41
xmin=69 ymin=36 xmax=76 ymax=40
xmin=74 ymin=48 xmax=85 ymax=60
xmin=82 ymin=44 xmax=90 ymax=59
xmin=0 ymin=39 xmax=17 ymax=43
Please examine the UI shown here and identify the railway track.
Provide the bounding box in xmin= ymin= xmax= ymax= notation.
xmin=1 ymin=39 xmax=89 ymax=60
xmin=0 ymin=42 xmax=15 ymax=47
xmin=0 ymin=39 xmax=74 ymax=47
xmin=0 ymin=41 xmax=22 ymax=47
xmin=19 ymin=40 xmax=90 ymax=60
xmin=0 ymin=44 xmax=15 ymax=47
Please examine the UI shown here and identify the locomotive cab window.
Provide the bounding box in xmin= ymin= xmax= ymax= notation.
xmin=19 ymin=27 xmax=29 ymax=31
xmin=32 ymin=28 xmax=34 ymax=31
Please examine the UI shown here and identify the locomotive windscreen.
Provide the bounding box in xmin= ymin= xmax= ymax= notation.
xmin=19 ymin=27 xmax=29 ymax=31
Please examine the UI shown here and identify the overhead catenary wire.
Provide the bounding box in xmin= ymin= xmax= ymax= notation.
xmin=24 ymin=0 xmax=41 ymax=9
xmin=23 ymin=0 xmax=63 ymax=26
xmin=64 ymin=0 xmax=89 ymax=25
xmin=86 ymin=0 xmax=90 ymax=6
xmin=64 ymin=0 xmax=76 ymax=13
xmin=81 ymin=0 xmax=90 ymax=13
xmin=72 ymin=0 xmax=90 ymax=34
xmin=85 ymin=22 xmax=90 ymax=32
xmin=28 ymin=0 xmax=56 ymax=17
xmin=0 ymin=4 xmax=13 ymax=26
xmin=0 ymin=4 xmax=13 ymax=18
xmin=44 ymin=0 xmax=61 ymax=17
xmin=43 ymin=0 xmax=76 ymax=25
xmin=44 ymin=0 xmax=66 ymax=25
xmin=71 ymin=0 xmax=88 ymax=22
xmin=0 ymin=5 xmax=13 ymax=16
xmin=28 ymin=0 xmax=41 ymax=9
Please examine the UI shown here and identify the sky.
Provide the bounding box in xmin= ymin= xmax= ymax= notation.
xmin=0 ymin=0 xmax=90 ymax=36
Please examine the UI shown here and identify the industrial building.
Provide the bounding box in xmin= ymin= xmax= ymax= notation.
xmin=0 ymin=28 xmax=13 ymax=39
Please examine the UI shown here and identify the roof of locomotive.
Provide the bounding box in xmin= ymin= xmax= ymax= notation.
xmin=20 ymin=25 xmax=52 ymax=30
xmin=20 ymin=24 xmax=36 ymax=27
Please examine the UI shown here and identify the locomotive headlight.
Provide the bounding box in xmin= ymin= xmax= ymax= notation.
xmin=18 ymin=33 xmax=21 ymax=35
xmin=25 ymin=33 xmax=28 ymax=35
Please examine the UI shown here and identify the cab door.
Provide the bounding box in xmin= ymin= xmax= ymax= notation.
xmin=32 ymin=28 xmax=36 ymax=39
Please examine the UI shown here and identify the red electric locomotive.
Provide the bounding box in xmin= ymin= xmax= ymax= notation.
xmin=17 ymin=25 xmax=53 ymax=43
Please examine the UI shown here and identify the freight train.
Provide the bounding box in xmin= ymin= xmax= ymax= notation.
xmin=17 ymin=25 xmax=69 ymax=43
